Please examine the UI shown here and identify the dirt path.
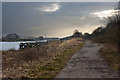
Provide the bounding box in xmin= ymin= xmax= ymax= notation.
xmin=56 ymin=41 xmax=118 ymax=78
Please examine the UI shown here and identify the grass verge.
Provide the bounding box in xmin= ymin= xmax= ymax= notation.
xmin=99 ymin=44 xmax=119 ymax=74
xmin=2 ymin=38 xmax=84 ymax=78
xmin=28 ymin=39 xmax=84 ymax=78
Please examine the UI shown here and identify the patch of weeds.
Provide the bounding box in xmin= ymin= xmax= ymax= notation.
xmin=28 ymin=42 xmax=84 ymax=78
xmin=99 ymin=46 xmax=119 ymax=73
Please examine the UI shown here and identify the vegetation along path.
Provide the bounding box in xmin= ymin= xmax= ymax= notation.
xmin=56 ymin=41 xmax=118 ymax=78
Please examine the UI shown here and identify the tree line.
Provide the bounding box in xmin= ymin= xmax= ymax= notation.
xmin=83 ymin=1 xmax=120 ymax=46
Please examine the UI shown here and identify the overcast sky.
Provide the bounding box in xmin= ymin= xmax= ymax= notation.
xmin=2 ymin=0 xmax=119 ymax=2
xmin=0 ymin=2 xmax=1 ymax=38
xmin=2 ymin=2 xmax=118 ymax=38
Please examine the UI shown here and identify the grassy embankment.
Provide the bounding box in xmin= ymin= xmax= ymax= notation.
xmin=99 ymin=43 xmax=119 ymax=74
xmin=92 ymin=14 xmax=120 ymax=74
xmin=2 ymin=38 xmax=84 ymax=78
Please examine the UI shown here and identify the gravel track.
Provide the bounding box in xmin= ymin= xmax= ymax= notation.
xmin=56 ymin=41 xmax=119 ymax=78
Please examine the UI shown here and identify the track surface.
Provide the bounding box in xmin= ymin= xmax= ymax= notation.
xmin=56 ymin=41 xmax=118 ymax=78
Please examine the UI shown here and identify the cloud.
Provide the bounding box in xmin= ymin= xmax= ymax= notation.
xmin=38 ymin=3 xmax=60 ymax=12
xmin=80 ymin=16 xmax=86 ymax=20
xmin=91 ymin=9 xmax=119 ymax=19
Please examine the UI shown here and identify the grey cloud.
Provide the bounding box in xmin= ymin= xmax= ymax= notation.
xmin=2 ymin=2 xmax=116 ymax=37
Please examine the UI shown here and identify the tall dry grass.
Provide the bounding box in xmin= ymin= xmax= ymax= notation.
xmin=2 ymin=38 xmax=84 ymax=78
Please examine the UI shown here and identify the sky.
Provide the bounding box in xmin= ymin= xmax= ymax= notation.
xmin=2 ymin=0 xmax=119 ymax=2
xmin=0 ymin=2 xmax=2 ymax=38
xmin=2 ymin=2 xmax=118 ymax=38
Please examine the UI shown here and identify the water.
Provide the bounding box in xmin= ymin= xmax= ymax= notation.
xmin=0 ymin=40 xmax=47 ymax=51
